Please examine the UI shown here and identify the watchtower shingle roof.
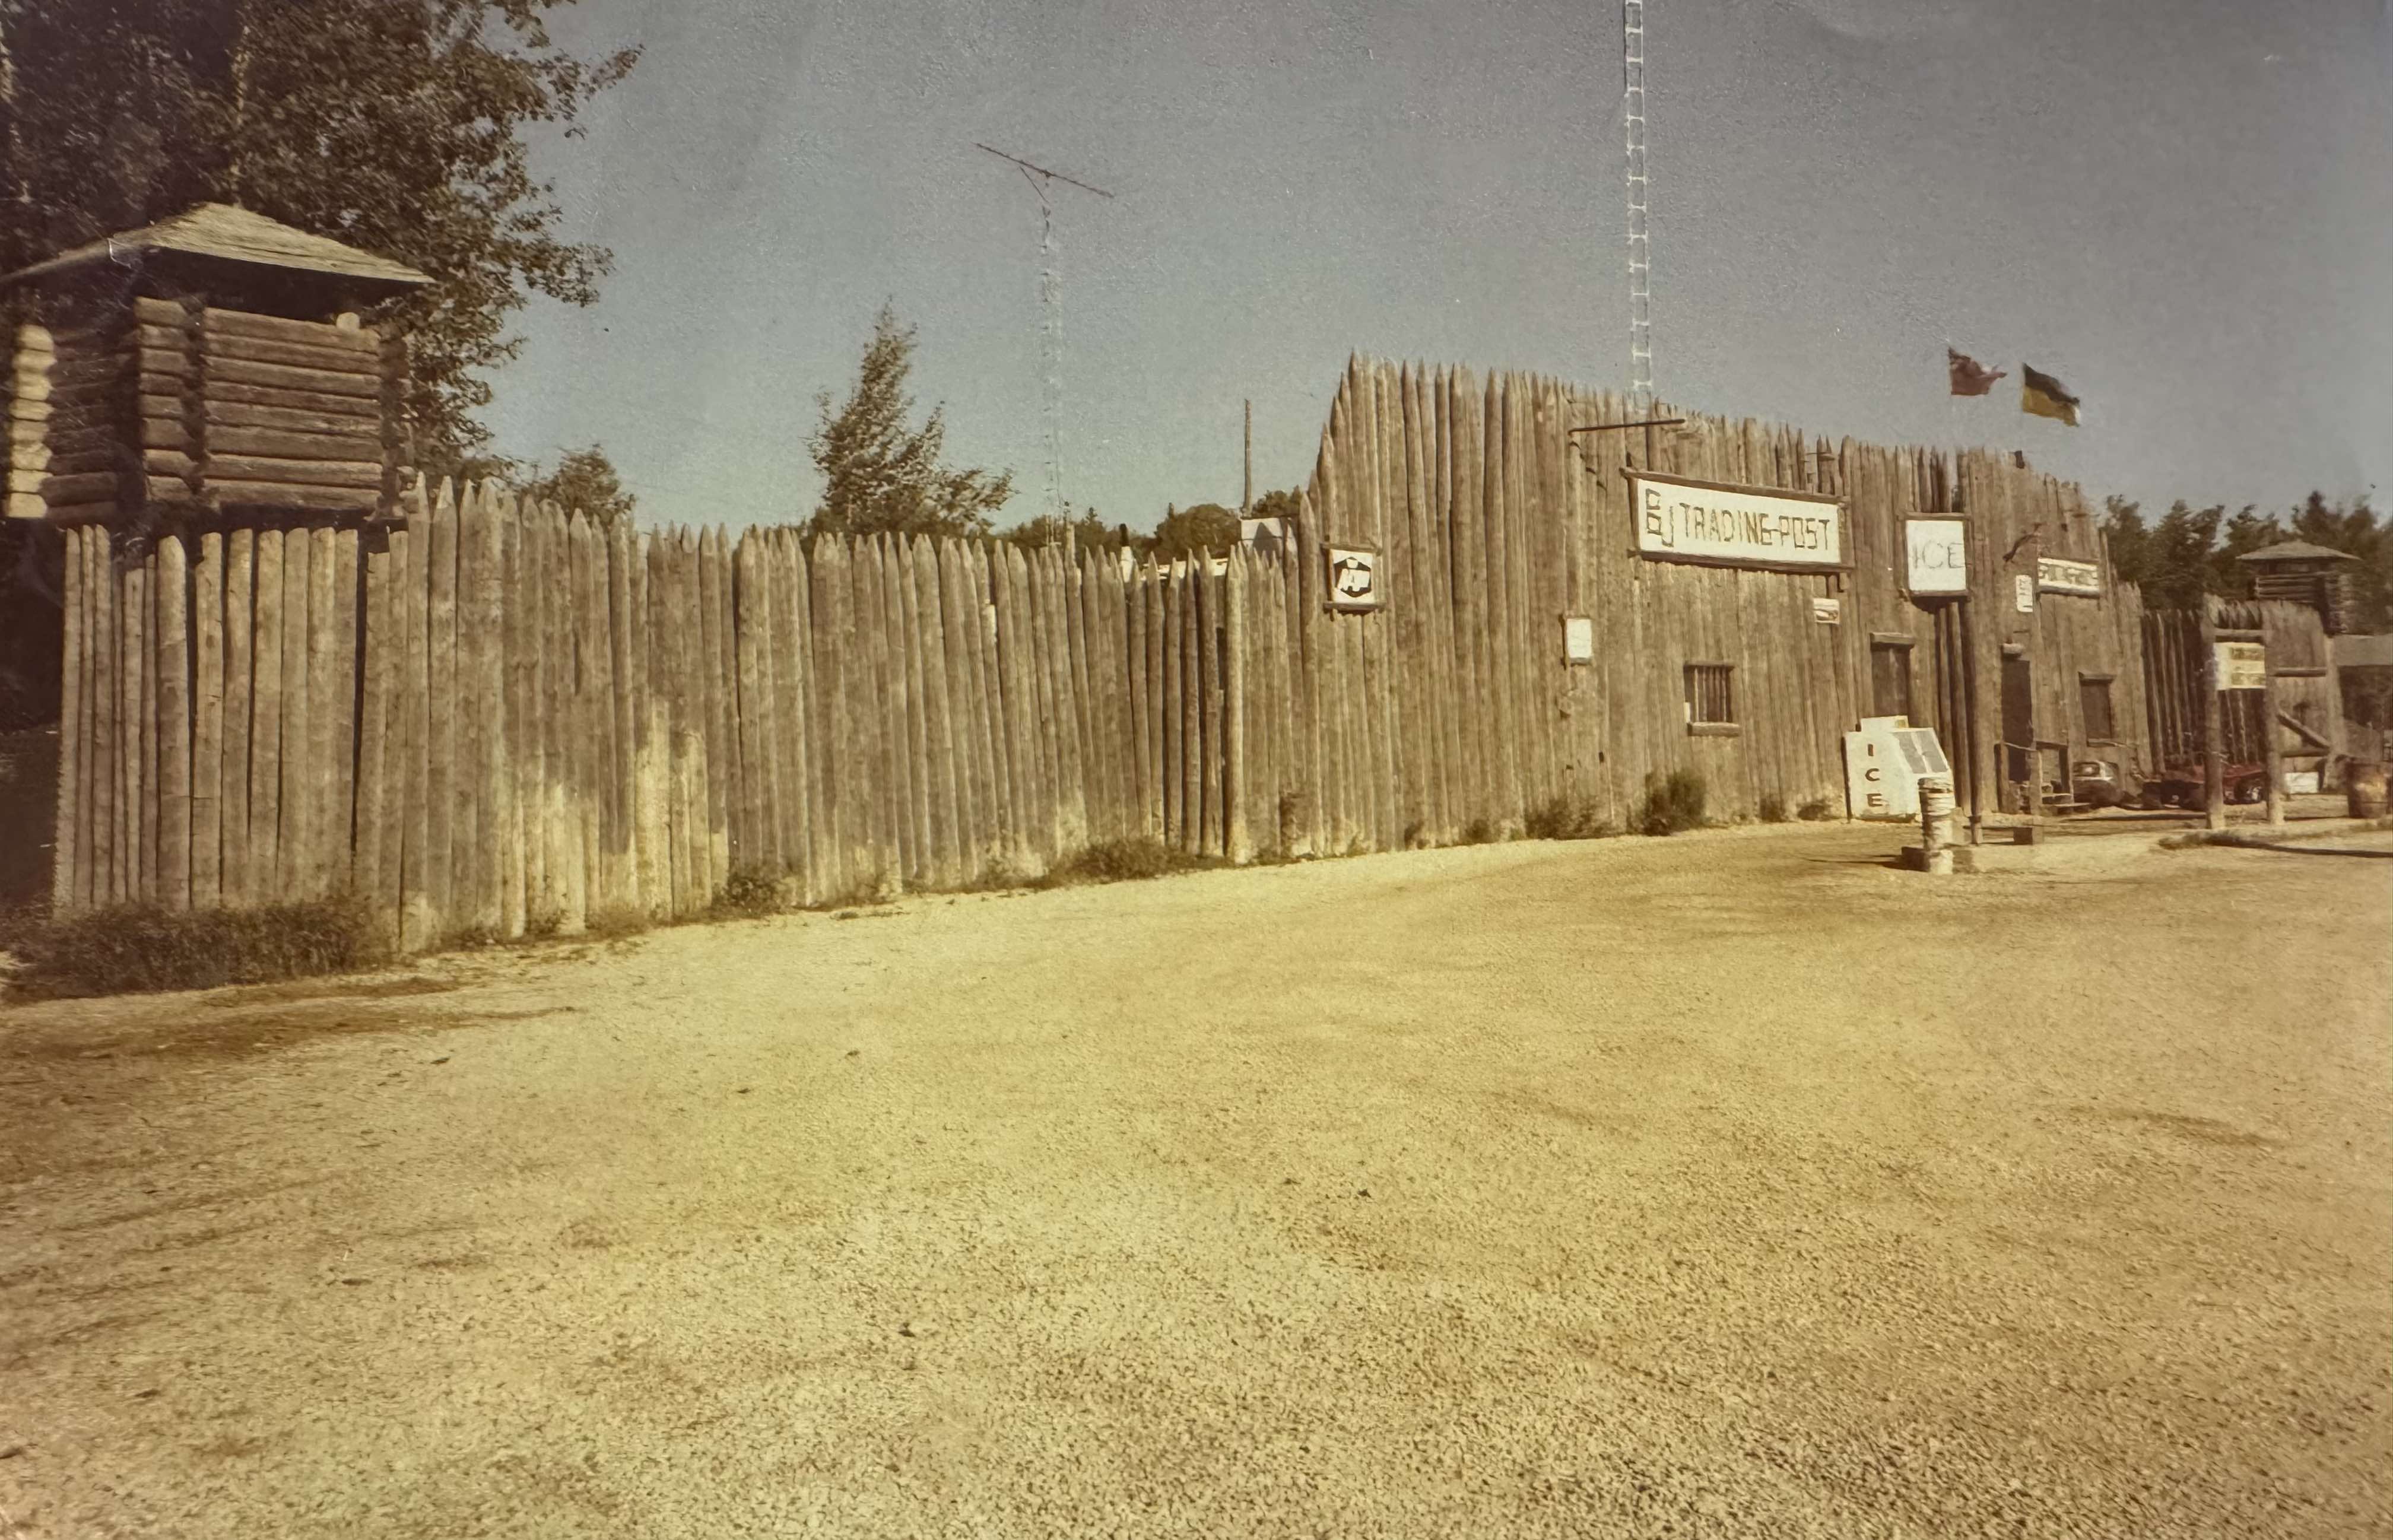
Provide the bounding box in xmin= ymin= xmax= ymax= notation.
xmin=1 ymin=203 xmax=431 ymax=293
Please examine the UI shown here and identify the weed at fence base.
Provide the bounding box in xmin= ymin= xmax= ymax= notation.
xmin=1759 ymin=792 xmax=1789 ymax=824
xmin=1045 ymin=837 xmax=1221 ymax=886
xmin=1797 ymin=797 xmax=1835 ymax=822
xmin=1526 ymin=794 xmax=1615 ymax=842
xmin=1637 ymin=771 xmax=1708 ymax=836
xmin=2 ymin=892 xmax=392 ymax=1002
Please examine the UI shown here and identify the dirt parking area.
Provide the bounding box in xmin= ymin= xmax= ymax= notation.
xmin=2 ymin=824 xmax=2388 ymax=1538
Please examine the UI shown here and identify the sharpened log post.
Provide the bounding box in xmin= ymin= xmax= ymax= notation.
xmin=2262 ymin=644 xmax=2286 ymax=828
xmin=2201 ymin=609 xmax=2227 ymax=831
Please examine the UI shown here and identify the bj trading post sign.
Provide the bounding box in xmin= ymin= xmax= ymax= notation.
xmin=1630 ymin=471 xmax=1845 ymax=572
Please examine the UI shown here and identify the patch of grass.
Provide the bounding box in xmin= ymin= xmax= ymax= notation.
xmin=1797 ymin=796 xmax=1835 ymax=822
xmin=2 ymin=892 xmax=392 ymax=1002
xmin=709 ymin=866 xmax=786 ymax=919
xmin=1526 ymin=794 xmax=1616 ymax=842
xmin=1046 ymin=837 xmax=1220 ymax=886
xmin=1759 ymin=792 xmax=1789 ymax=824
xmin=523 ymin=907 xmax=563 ymax=941
xmin=585 ymin=904 xmax=653 ymax=939
xmin=1636 ymin=770 xmax=1709 ymax=836
xmin=960 ymin=859 xmax=1036 ymax=893
xmin=1461 ymin=817 xmax=1498 ymax=846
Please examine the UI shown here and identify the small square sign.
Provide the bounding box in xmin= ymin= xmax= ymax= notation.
xmin=1811 ymin=596 xmax=1842 ymax=624
xmin=1564 ymin=616 xmax=1595 ymax=662
xmin=1326 ymin=545 xmax=1383 ymax=611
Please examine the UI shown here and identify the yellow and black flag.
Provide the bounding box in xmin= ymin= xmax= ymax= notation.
xmin=2021 ymin=364 xmax=2081 ymax=426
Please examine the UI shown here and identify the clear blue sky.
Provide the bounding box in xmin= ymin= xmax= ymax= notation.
xmin=483 ymin=0 xmax=2392 ymax=532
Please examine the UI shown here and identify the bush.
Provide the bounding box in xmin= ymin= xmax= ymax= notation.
xmin=1636 ymin=770 xmax=1708 ymax=836
xmin=1047 ymin=837 xmax=1218 ymax=886
xmin=709 ymin=866 xmax=786 ymax=919
xmin=1461 ymin=817 xmax=1498 ymax=846
xmin=1526 ymin=794 xmax=1615 ymax=841
xmin=1797 ymin=796 xmax=1835 ymax=822
xmin=1759 ymin=792 xmax=1789 ymax=824
xmin=2 ymin=893 xmax=391 ymax=1001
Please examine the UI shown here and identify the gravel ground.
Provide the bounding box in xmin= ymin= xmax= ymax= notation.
xmin=2 ymin=823 xmax=2388 ymax=1539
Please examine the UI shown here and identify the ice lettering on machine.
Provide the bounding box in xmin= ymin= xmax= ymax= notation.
xmin=1630 ymin=471 xmax=1844 ymax=572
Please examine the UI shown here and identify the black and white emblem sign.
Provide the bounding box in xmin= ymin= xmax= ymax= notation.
xmin=1326 ymin=545 xmax=1382 ymax=611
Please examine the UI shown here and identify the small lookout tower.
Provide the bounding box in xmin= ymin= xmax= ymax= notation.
xmin=2238 ymin=539 xmax=2362 ymax=635
xmin=2 ymin=203 xmax=431 ymax=528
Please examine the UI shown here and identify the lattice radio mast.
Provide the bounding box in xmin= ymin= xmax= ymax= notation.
xmin=1623 ymin=0 xmax=1653 ymax=412
xmin=976 ymin=144 xmax=1115 ymax=523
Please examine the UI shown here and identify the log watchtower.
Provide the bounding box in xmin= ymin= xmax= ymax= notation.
xmin=2 ymin=203 xmax=431 ymax=528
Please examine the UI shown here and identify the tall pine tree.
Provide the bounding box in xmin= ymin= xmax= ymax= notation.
xmin=805 ymin=305 xmax=1012 ymax=541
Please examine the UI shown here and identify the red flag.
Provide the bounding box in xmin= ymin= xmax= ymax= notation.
xmin=1948 ymin=348 xmax=2006 ymax=396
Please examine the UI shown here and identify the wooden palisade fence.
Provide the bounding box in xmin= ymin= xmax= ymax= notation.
xmin=50 ymin=357 xmax=2156 ymax=950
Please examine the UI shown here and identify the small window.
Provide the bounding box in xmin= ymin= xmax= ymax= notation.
xmin=1685 ymin=662 xmax=1737 ymax=734
xmin=1870 ymin=639 xmax=1915 ymax=721
xmin=2080 ymin=674 xmax=2117 ymax=741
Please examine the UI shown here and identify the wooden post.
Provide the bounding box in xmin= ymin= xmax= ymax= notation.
xmin=361 ymin=528 xmax=400 ymax=939
xmin=399 ymin=498 xmax=434 ymax=950
xmin=53 ymin=525 xmax=85 ymax=910
xmin=156 ymin=532 xmax=191 ymax=911
xmin=220 ymin=529 xmax=253 ymax=906
xmin=277 ymin=523 xmax=313 ymax=897
xmin=91 ymin=532 xmax=118 ymax=906
xmin=1957 ymin=595 xmax=1984 ymax=844
xmin=498 ymin=505 xmax=526 ymax=935
xmin=2261 ymin=644 xmax=2286 ymax=828
xmin=311 ymin=523 xmax=344 ymax=894
xmin=2200 ymin=606 xmax=2226 ymax=831
xmin=1226 ymin=546 xmax=1251 ymax=862
xmin=191 ymin=531 xmax=224 ymax=906
xmin=247 ymin=531 xmax=282 ymax=902
xmin=135 ymin=557 xmax=156 ymax=903
xmin=425 ymin=481 xmax=459 ymax=930
xmin=318 ymin=526 xmax=351 ymax=896
xmin=471 ymin=491 xmax=506 ymax=929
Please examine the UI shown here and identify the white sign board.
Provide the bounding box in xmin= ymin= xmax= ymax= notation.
xmin=1843 ymin=719 xmax=1951 ymax=820
xmin=1905 ymin=519 xmax=1968 ymax=595
xmin=1630 ymin=471 xmax=1843 ymax=571
xmin=2014 ymin=574 xmax=2036 ymax=613
xmin=2037 ymin=557 xmax=2102 ymax=596
xmin=2215 ymin=641 xmax=2267 ymax=691
xmin=1812 ymin=596 xmax=1842 ymax=624
xmin=1326 ymin=545 xmax=1382 ymax=611
xmin=1563 ymin=616 xmax=1595 ymax=662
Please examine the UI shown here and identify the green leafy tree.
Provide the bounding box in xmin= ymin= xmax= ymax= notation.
xmin=1149 ymin=501 xmax=1240 ymax=563
xmin=2102 ymin=491 xmax=2393 ymax=630
xmin=521 ymin=443 xmax=634 ymax=525
xmin=1248 ymin=487 xmax=1301 ymax=525
xmin=806 ymin=304 xmax=1013 ymax=541
xmin=0 ymin=0 xmax=639 ymax=474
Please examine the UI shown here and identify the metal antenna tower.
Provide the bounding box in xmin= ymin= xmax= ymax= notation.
xmin=1623 ymin=0 xmax=1652 ymax=412
xmin=976 ymin=144 xmax=1115 ymax=522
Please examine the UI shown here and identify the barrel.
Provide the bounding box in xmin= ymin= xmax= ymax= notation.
xmin=2348 ymin=762 xmax=2389 ymax=820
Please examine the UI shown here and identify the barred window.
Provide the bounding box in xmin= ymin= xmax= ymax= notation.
xmin=2080 ymin=674 xmax=2118 ymax=742
xmin=1685 ymin=662 xmax=1736 ymax=731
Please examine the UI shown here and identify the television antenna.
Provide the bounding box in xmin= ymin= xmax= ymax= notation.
xmin=1623 ymin=0 xmax=1652 ymax=413
xmin=976 ymin=142 xmax=1115 ymax=523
